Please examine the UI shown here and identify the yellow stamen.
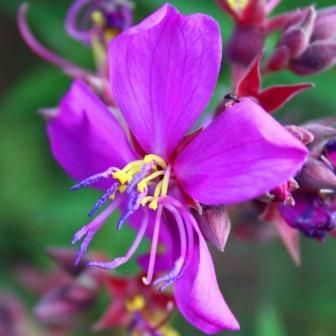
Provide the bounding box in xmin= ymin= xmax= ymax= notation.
xmin=141 ymin=196 xmax=154 ymax=206
xmin=125 ymin=295 xmax=146 ymax=312
xmin=137 ymin=171 xmax=165 ymax=193
xmin=144 ymin=154 xmax=167 ymax=169
xmin=91 ymin=10 xmax=105 ymax=27
xmin=112 ymin=170 xmax=131 ymax=184
xmin=148 ymin=180 xmax=164 ymax=210
xmin=160 ymin=167 xmax=171 ymax=197
xmin=118 ymin=184 xmax=127 ymax=193
xmin=227 ymin=0 xmax=249 ymax=11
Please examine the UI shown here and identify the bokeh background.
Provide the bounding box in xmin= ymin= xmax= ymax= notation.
xmin=1 ymin=0 xmax=336 ymax=335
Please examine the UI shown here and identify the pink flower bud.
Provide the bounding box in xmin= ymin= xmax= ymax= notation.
xmin=195 ymin=206 xmax=231 ymax=251
xmin=290 ymin=40 xmax=336 ymax=75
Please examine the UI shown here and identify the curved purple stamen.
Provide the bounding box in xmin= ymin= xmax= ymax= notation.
xmin=72 ymin=198 xmax=121 ymax=264
xmin=65 ymin=0 xmax=94 ymax=44
xmin=88 ymin=209 xmax=148 ymax=269
xmin=17 ymin=4 xmax=93 ymax=79
xmin=88 ymin=182 xmax=119 ymax=217
xmin=153 ymin=202 xmax=188 ymax=290
xmin=70 ymin=167 xmax=116 ymax=190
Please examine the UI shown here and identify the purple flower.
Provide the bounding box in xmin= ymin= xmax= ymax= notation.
xmin=47 ymin=4 xmax=307 ymax=333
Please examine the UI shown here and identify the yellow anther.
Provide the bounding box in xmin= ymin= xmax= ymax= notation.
xmin=144 ymin=154 xmax=167 ymax=169
xmin=227 ymin=0 xmax=249 ymax=10
xmin=122 ymin=160 xmax=143 ymax=173
xmin=91 ymin=10 xmax=105 ymax=27
xmin=112 ymin=170 xmax=131 ymax=184
xmin=125 ymin=295 xmax=146 ymax=312
xmin=104 ymin=28 xmax=119 ymax=42
xmin=118 ymin=184 xmax=127 ymax=193
xmin=141 ymin=196 xmax=154 ymax=206
xmin=149 ymin=199 xmax=158 ymax=210
xmin=137 ymin=171 xmax=164 ymax=193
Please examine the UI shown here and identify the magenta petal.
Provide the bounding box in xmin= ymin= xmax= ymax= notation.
xmin=47 ymin=80 xmax=135 ymax=182
xmin=175 ymin=226 xmax=239 ymax=333
xmin=109 ymin=4 xmax=222 ymax=159
xmin=174 ymin=98 xmax=308 ymax=204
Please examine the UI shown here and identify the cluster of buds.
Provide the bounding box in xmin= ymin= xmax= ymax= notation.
xmin=267 ymin=6 xmax=336 ymax=75
xmin=216 ymin=0 xmax=336 ymax=81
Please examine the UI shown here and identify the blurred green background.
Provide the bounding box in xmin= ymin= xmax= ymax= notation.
xmin=0 ymin=0 xmax=336 ymax=335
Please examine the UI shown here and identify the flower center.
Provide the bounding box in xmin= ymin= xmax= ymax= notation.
xmin=71 ymin=155 xmax=195 ymax=291
xmin=112 ymin=154 xmax=170 ymax=211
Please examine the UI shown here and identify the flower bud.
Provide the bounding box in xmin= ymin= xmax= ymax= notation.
xmin=290 ymin=40 xmax=336 ymax=75
xmin=296 ymin=157 xmax=336 ymax=192
xmin=312 ymin=6 xmax=336 ymax=41
xmin=227 ymin=25 xmax=266 ymax=67
xmin=303 ymin=124 xmax=336 ymax=158
xmin=195 ymin=206 xmax=231 ymax=251
xmin=268 ymin=7 xmax=316 ymax=71
xmin=324 ymin=138 xmax=336 ymax=167
xmin=280 ymin=192 xmax=336 ymax=240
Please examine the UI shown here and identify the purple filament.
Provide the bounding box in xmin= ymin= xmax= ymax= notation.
xmin=72 ymin=199 xmax=120 ymax=264
xmin=88 ymin=182 xmax=119 ymax=217
xmin=88 ymin=210 xmax=148 ymax=269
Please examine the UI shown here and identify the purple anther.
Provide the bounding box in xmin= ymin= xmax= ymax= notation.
xmin=70 ymin=167 xmax=115 ymax=190
xmin=72 ymin=199 xmax=120 ymax=264
xmin=88 ymin=182 xmax=119 ymax=217
xmin=116 ymin=190 xmax=142 ymax=230
xmin=126 ymin=163 xmax=153 ymax=195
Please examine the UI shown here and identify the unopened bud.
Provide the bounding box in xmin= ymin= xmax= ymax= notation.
xmin=286 ymin=125 xmax=314 ymax=145
xmin=312 ymin=6 xmax=336 ymax=41
xmin=268 ymin=7 xmax=316 ymax=71
xmin=195 ymin=206 xmax=231 ymax=252
xmin=301 ymin=124 xmax=336 ymax=158
xmin=227 ymin=25 xmax=266 ymax=67
xmin=296 ymin=157 xmax=336 ymax=192
xmin=280 ymin=191 xmax=336 ymax=240
xmin=280 ymin=7 xmax=316 ymax=57
xmin=290 ymin=40 xmax=336 ymax=75
xmin=324 ymin=138 xmax=336 ymax=167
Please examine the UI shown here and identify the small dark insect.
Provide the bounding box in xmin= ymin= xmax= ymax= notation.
xmin=224 ymin=93 xmax=240 ymax=103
